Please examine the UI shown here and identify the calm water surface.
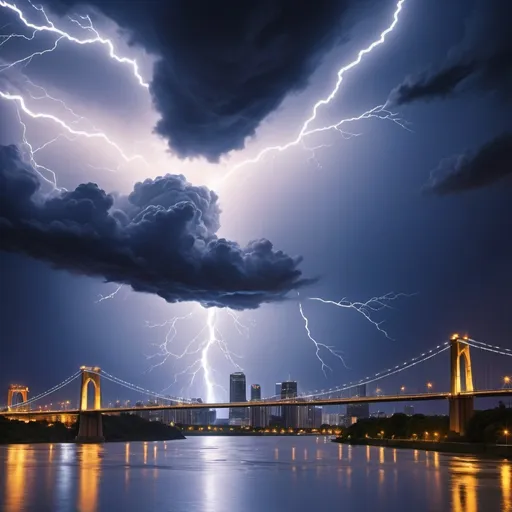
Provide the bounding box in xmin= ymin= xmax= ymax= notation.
xmin=0 ymin=437 xmax=510 ymax=511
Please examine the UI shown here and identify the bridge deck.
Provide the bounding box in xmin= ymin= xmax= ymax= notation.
xmin=3 ymin=389 xmax=511 ymax=417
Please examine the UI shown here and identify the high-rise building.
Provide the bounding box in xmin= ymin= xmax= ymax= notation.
xmin=322 ymin=413 xmax=346 ymax=426
xmin=191 ymin=398 xmax=209 ymax=425
xmin=251 ymin=384 xmax=261 ymax=401
xmin=249 ymin=383 xmax=267 ymax=427
xmin=229 ymin=372 xmax=247 ymax=425
xmin=298 ymin=402 xmax=323 ymax=428
xmin=281 ymin=381 xmax=298 ymax=428
xmin=346 ymin=384 xmax=370 ymax=421
xmin=404 ymin=405 xmax=414 ymax=416
xmin=281 ymin=381 xmax=297 ymax=398
xmin=272 ymin=382 xmax=282 ymax=418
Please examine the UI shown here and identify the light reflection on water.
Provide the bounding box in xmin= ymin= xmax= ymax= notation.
xmin=0 ymin=438 xmax=510 ymax=512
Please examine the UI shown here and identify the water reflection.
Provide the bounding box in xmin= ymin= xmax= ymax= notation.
xmin=450 ymin=459 xmax=478 ymax=512
xmin=4 ymin=445 xmax=27 ymax=512
xmin=78 ymin=444 xmax=102 ymax=512
xmin=502 ymin=463 xmax=511 ymax=512
xmin=0 ymin=440 xmax=510 ymax=512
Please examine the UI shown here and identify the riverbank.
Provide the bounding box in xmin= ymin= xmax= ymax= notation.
xmin=333 ymin=437 xmax=512 ymax=459
xmin=0 ymin=414 xmax=185 ymax=444
xmin=182 ymin=430 xmax=317 ymax=437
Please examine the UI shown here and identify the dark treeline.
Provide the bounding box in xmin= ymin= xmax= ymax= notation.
xmin=0 ymin=414 xmax=185 ymax=444
xmin=343 ymin=413 xmax=449 ymax=440
xmin=340 ymin=405 xmax=512 ymax=443
xmin=466 ymin=404 xmax=512 ymax=443
xmin=103 ymin=414 xmax=184 ymax=441
xmin=0 ymin=415 xmax=75 ymax=443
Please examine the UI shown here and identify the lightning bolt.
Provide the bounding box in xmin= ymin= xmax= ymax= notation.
xmin=0 ymin=34 xmax=64 ymax=72
xmin=308 ymin=292 xmax=414 ymax=340
xmin=24 ymin=78 xmax=96 ymax=129
xmin=0 ymin=91 xmax=145 ymax=164
xmin=298 ymin=301 xmax=348 ymax=376
xmin=202 ymin=309 xmax=217 ymax=403
xmin=223 ymin=0 xmax=408 ymax=179
xmin=13 ymin=102 xmax=59 ymax=186
xmin=146 ymin=306 xmax=246 ymax=402
xmin=0 ymin=0 xmax=149 ymax=87
xmin=1 ymin=0 xmax=413 ymax=396
xmin=95 ymin=284 xmax=123 ymax=303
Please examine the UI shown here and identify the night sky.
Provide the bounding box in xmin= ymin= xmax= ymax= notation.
xmin=0 ymin=0 xmax=510 ymax=413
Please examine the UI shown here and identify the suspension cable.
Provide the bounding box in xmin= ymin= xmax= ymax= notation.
xmin=1 ymin=371 xmax=81 ymax=410
xmin=466 ymin=339 xmax=512 ymax=358
xmin=468 ymin=338 xmax=512 ymax=355
xmin=90 ymin=370 xmax=191 ymax=404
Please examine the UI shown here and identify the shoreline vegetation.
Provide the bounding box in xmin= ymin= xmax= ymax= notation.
xmin=332 ymin=406 xmax=512 ymax=459
xmin=332 ymin=437 xmax=512 ymax=459
xmin=0 ymin=414 xmax=185 ymax=444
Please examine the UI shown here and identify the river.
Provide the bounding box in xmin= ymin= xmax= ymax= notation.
xmin=0 ymin=437 xmax=510 ymax=511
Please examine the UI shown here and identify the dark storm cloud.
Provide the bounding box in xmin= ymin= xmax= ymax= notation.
xmin=390 ymin=3 xmax=512 ymax=105
xmin=54 ymin=0 xmax=367 ymax=161
xmin=0 ymin=145 xmax=310 ymax=308
xmin=424 ymin=133 xmax=512 ymax=195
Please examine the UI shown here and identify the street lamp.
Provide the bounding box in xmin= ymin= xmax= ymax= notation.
xmin=400 ymin=386 xmax=405 ymax=393
xmin=426 ymin=382 xmax=433 ymax=392
xmin=504 ymin=376 xmax=511 ymax=389
xmin=504 ymin=429 xmax=509 ymax=445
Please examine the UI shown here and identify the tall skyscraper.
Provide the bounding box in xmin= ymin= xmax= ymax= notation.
xmin=272 ymin=382 xmax=282 ymax=418
xmin=229 ymin=372 xmax=247 ymax=425
xmin=250 ymin=384 xmax=267 ymax=427
xmin=281 ymin=381 xmax=298 ymax=428
xmin=346 ymin=384 xmax=370 ymax=420
xmin=251 ymin=384 xmax=261 ymax=401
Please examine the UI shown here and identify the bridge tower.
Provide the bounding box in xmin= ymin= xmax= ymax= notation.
xmin=77 ymin=366 xmax=104 ymax=443
xmin=79 ymin=366 xmax=102 ymax=411
xmin=7 ymin=384 xmax=29 ymax=411
xmin=449 ymin=334 xmax=474 ymax=435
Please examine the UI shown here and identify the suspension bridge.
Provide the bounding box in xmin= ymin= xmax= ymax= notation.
xmin=2 ymin=335 xmax=511 ymax=441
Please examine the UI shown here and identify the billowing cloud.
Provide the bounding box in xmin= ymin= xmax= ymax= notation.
xmin=390 ymin=3 xmax=512 ymax=105
xmin=423 ymin=133 xmax=512 ymax=195
xmin=55 ymin=0 xmax=366 ymax=161
xmin=0 ymin=145 xmax=311 ymax=308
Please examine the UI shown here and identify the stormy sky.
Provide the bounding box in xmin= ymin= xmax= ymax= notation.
xmin=0 ymin=0 xmax=510 ymax=411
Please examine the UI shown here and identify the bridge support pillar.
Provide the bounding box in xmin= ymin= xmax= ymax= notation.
xmin=449 ymin=396 xmax=474 ymax=435
xmin=76 ymin=412 xmax=104 ymax=443
xmin=449 ymin=334 xmax=475 ymax=436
